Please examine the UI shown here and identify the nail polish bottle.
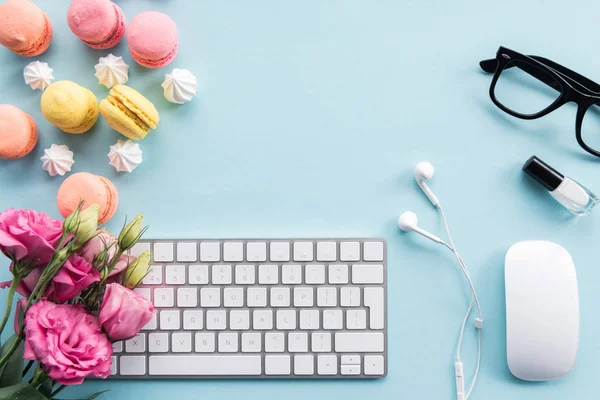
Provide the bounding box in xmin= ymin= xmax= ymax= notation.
xmin=522 ymin=156 xmax=599 ymax=216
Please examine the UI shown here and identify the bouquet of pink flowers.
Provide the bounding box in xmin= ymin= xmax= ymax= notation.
xmin=0 ymin=203 xmax=154 ymax=399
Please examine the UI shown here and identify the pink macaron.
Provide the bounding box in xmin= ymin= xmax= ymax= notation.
xmin=127 ymin=11 xmax=178 ymax=68
xmin=67 ymin=0 xmax=126 ymax=50
xmin=0 ymin=104 xmax=38 ymax=160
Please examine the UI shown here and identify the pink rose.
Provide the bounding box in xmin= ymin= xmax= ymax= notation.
xmin=23 ymin=300 xmax=112 ymax=385
xmin=50 ymin=254 xmax=101 ymax=303
xmin=79 ymin=229 xmax=117 ymax=264
xmin=0 ymin=209 xmax=63 ymax=266
xmin=99 ymin=283 xmax=155 ymax=341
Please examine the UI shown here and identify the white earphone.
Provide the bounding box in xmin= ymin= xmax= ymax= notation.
xmin=399 ymin=162 xmax=483 ymax=400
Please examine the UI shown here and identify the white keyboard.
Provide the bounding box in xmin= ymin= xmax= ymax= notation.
xmin=110 ymin=238 xmax=387 ymax=379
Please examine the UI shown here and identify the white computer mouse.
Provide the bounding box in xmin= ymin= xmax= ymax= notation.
xmin=505 ymin=240 xmax=579 ymax=381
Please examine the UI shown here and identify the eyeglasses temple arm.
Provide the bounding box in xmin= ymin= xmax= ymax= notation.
xmin=479 ymin=58 xmax=562 ymax=92
xmin=529 ymin=56 xmax=600 ymax=94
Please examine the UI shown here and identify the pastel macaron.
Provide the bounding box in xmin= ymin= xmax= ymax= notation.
xmin=127 ymin=11 xmax=178 ymax=68
xmin=57 ymin=172 xmax=118 ymax=224
xmin=67 ymin=0 xmax=126 ymax=50
xmin=0 ymin=0 xmax=53 ymax=57
xmin=41 ymin=81 xmax=99 ymax=134
xmin=99 ymin=85 xmax=159 ymax=140
xmin=0 ymin=105 xmax=38 ymax=160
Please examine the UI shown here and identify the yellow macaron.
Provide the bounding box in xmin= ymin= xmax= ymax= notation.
xmin=40 ymin=81 xmax=99 ymax=134
xmin=99 ymin=85 xmax=159 ymax=140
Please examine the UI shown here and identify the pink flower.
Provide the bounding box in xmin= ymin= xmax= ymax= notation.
xmin=0 ymin=209 xmax=63 ymax=266
xmin=99 ymin=283 xmax=155 ymax=341
xmin=50 ymin=254 xmax=100 ymax=303
xmin=23 ymin=300 xmax=112 ymax=385
xmin=79 ymin=229 xmax=117 ymax=264
xmin=110 ymin=254 xmax=135 ymax=278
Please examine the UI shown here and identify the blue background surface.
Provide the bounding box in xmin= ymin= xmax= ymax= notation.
xmin=1 ymin=0 xmax=600 ymax=398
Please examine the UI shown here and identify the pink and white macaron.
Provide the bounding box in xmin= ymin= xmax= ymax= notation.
xmin=67 ymin=0 xmax=126 ymax=50
xmin=127 ymin=11 xmax=178 ymax=68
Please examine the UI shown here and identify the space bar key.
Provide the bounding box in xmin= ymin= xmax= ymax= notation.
xmin=149 ymin=355 xmax=262 ymax=375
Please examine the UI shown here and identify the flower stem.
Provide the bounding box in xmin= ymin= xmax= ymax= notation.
xmin=0 ymin=276 xmax=19 ymax=335
xmin=0 ymin=332 xmax=23 ymax=368
xmin=29 ymin=364 xmax=46 ymax=387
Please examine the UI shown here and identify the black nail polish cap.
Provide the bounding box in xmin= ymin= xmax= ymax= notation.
xmin=522 ymin=156 xmax=564 ymax=191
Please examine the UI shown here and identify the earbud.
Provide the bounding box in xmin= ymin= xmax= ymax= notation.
xmin=415 ymin=162 xmax=439 ymax=206
xmin=397 ymin=211 xmax=442 ymax=244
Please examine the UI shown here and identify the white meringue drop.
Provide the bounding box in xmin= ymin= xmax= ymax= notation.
xmin=41 ymin=144 xmax=74 ymax=177
xmin=161 ymin=68 xmax=197 ymax=104
xmin=95 ymin=54 xmax=129 ymax=89
xmin=23 ymin=61 xmax=54 ymax=91
xmin=108 ymin=140 xmax=142 ymax=173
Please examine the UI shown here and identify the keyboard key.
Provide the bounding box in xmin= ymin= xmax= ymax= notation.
xmin=206 ymin=310 xmax=226 ymax=330
xmin=364 ymin=287 xmax=385 ymax=329
xmin=160 ymin=310 xmax=180 ymax=330
xmin=270 ymin=287 xmax=290 ymax=307
xmin=305 ymin=264 xmax=325 ymax=284
xmin=112 ymin=341 xmax=123 ymax=353
xmin=352 ymin=264 xmax=384 ymax=284
xmin=270 ymin=242 xmax=290 ymax=262
xmin=143 ymin=265 xmax=162 ymax=285
xmin=141 ymin=313 xmax=157 ymax=331
xmin=218 ymin=333 xmax=239 ymax=353
xmin=294 ymin=355 xmax=314 ymax=375
xmin=241 ymin=333 xmax=261 ymax=352
xmin=293 ymin=241 xmax=313 ymax=262
xmin=258 ymin=264 xmax=279 ymax=284
xmin=341 ymin=355 xmax=360 ymax=365
xmin=230 ymin=310 xmax=250 ymax=330
xmin=223 ymin=242 xmax=243 ymax=262
xmin=265 ymin=332 xmax=285 ymax=352
xmin=177 ymin=242 xmax=197 ymax=262
xmin=172 ymin=332 xmax=192 ymax=353
xmin=265 ymin=355 xmax=290 ymax=375
xmin=253 ymin=310 xmax=273 ymax=330
xmin=111 ymin=356 xmax=117 ymax=375
xmin=125 ymin=334 xmax=146 ymax=353
xmin=212 ymin=264 xmax=232 ymax=284
xmin=130 ymin=242 xmax=151 ymax=257
xmin=364 ymin=355 xmax=385 ymax=375
xmin=154 ymin=288 xmax=174 ymax=307
xmin=189 ymin=265 xmax=209 ymax=284
xmin=134 ymin=288 xmax=151 ymax=302
xmin=148 ymin=333 xmax=169 ymax=353
xmin=195 ymin=333 xmax=215 ymax=352
xmin=288 ymin=332 xmax=308 ymax=352
xmin=200 ymin=242 xmax=220 ymax=262
xmin=200 ymin=288 xmax=221 ymax=307
xmin=235 ymin=264 xmax=255 ymax=284
xmin=276 ymin=310 xmax=296 ymax=330
xmin=120 ymin=356 xmax=146 ymax=375
xmin=317 ymin=355 xmax=337 ymax=375
xmin=177 ymin=288 xmax=198 ymax=307
xmin=341 ymin=365 xmax=361 ymax=375
xmin=323 ymin=310 xmax=343 ymax=330
xmin=153 ymin=243 xmax=174 ymax=262
xmin=340 ymin=242 xmax=360 ymax=261
xmin=247 ymin=287 xmax=267 ymax=307
xmin=311 ymin=332 xmax=331 ymax=352
xmin=340 ymin=287 xmax=360 ymax=307
xmin=346 ymin=309 xmax=367 ymax=329
xmin=281 ymin=264 xmax=302 ymax=284
xmin=299 ymin=310 xmax=319 ymax=330
xmin=363 ymin=241 xmax=384 ymax=261
xmin=328 ymin=264 xmax=349 ymax=284
xmin=293 ymin=287 xmax=313 ymax=307
xmin=224 ymin=288 xmax=244 ymax=307
xmin=247 ymin=242 xmax=267 ymax=262
xmin=334 ymin=333 xmax=384 ymax=352
xmin=317 ymin=242 xmax=337 ymax=261
xmin=183 ymin=310 xmax=203 ymax=330
xmin=149 ymin=355 xmax=261 ymax=375
xmin=317 ymin=287 xmax=337 ymax=307
xmin=165 ymin=265 xmax=186 ymax=285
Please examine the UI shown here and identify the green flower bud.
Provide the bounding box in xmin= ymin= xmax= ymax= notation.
xmin=63 ymin=206 xmax=81 ymax=235
xmin=74 ymin=204 xmax=100 ymax=247
xmin=118 ymin=214 xmax=144 ymax=251
xmin=123 ymin=251 xmax=151 ymax=289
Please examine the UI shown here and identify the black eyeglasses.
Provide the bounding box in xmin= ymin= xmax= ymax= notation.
xmin=480 ymin=46 xmax=600 ymax=158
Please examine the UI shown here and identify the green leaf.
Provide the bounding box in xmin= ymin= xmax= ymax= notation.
xmin=0 ymin=383 xmax=47 ymax=400
xmin=38 ymin=380 xmax=53 ymax=398
xmin=0 ymin=334 xmax=24 ymax=388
